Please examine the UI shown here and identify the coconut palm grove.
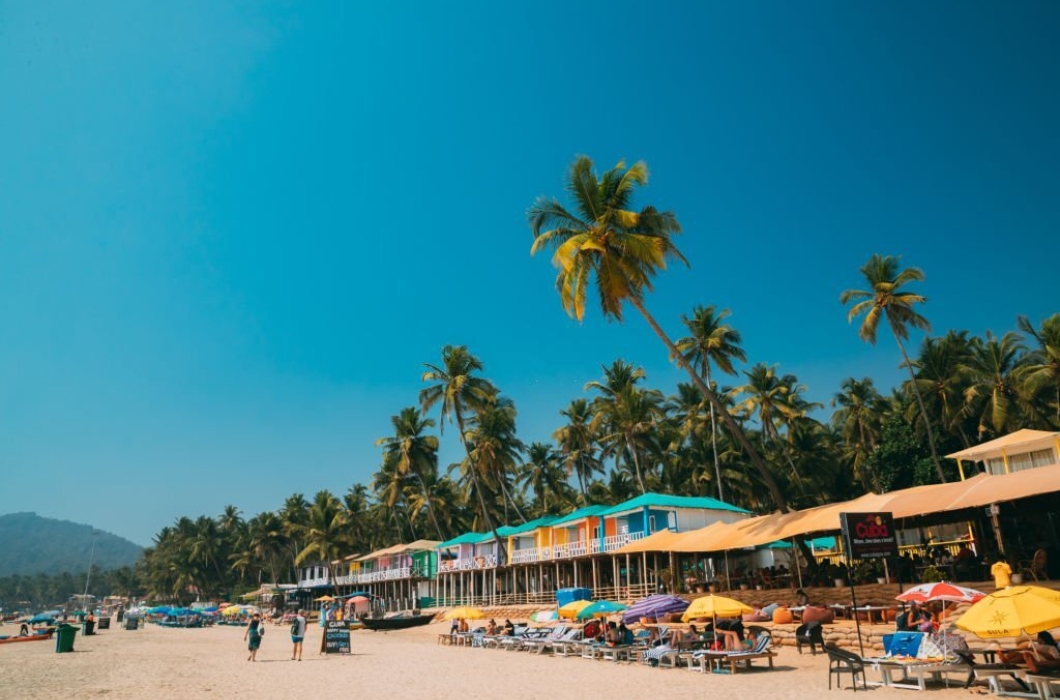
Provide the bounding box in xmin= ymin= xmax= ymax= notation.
xmin=3 ymin=156 xmax=1055 ymax=608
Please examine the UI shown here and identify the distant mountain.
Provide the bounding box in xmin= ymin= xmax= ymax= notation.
xmin=0 ymin=512 xmax=143 ymax=577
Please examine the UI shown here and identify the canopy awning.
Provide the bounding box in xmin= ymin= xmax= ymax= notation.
xmin=946 ymin=429 xmax=1060 ymax=461
xmin=617 ymin=464 xmax=1060 ymax=556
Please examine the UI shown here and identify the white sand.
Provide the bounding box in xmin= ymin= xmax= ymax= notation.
xmin=0 ymin=620 xmax=984 ymax=700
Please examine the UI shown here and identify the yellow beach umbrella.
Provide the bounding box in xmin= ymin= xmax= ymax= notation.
xmin=558 ymin=599 xmax=593 ymax=619
xmin=222 ymin=605 xmax=244 ymax=616
xmin=443 ymin=606 xmax=486 ymax=621
xmin=681 ymin=594 xmax=753 ymax=622
xmin=956 ymin=585 xmax=1060 ymax=638
xmin=314 ymin=595 xmax=336 ymax=602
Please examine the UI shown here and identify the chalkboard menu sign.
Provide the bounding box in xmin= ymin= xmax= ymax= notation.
xmin=324 ymin=620 xmax=350 ymax=655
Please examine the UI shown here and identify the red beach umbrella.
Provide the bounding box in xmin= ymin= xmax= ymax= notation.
xmin=896 ymin=582 xmax=986 ymax=604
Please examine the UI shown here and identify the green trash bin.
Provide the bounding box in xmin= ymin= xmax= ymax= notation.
xmin=55 ymin=624 xmax=78 ymax=653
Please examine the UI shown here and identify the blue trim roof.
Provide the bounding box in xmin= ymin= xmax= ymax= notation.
xmin=598 ymin=492 xmax=751 ymax=516
xmin=549 ymin=505 xmax=609 ymax=526
xmin=435 ymin=531 xmax=491 ymax=549
xmin=497 ymin=515 xmax=559 ymax=537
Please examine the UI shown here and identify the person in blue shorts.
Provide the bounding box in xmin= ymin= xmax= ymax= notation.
xmin=290 ymin=609 xmax=307 ymax=661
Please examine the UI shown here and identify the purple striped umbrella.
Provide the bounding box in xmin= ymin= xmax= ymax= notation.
xmin=622 ymin=595 xmax=689 ymax=624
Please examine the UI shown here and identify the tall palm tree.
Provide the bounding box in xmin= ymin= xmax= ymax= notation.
xmin=281 ymin=493 xmax=310 ymax=582
xmin=590 ymin=382 xmax=666 ymax=494
xmin=962 ymin=331 xmax=1026 ymax=438
xmin=242 ymin=511 xmax=290 ymax=584
xmin=677 ymin=305 xmax=746 ymax=502
xmin=735 ymin=364 xmax=820 ymax=479
xmin=528 ymin=155 xmax=789 ymax=512
xmin=1018 ymin=314 xmax=1060 ymax=426
xmin=518 ymin=442 xmax=574 ymax=514
xmin=293 ymin=490 xmax=351 ymax=587
xmin=464 ymin=394 xmax=527 ymax=524
xmin=911 ymin=331 xmax=975 ymax=446
xmin=831 ymin=377 xmax=885 ymax=490
xmin=372 ymin=453 xmax=418 ymax=540
xmin=420 ymin=345 xmax=508 ymax=560
xmin=376 ymin=407 xmax=446 ymax=541
xmin=553 ymin=398 xmax=602 ymax=498
xmin=840 ymin=254 xmax=947 ymax=482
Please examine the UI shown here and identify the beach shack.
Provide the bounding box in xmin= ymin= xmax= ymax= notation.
xmin=432 ymin=493 xmax=752 ymax=607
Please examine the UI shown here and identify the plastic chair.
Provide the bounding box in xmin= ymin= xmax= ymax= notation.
xmin=825 ymin=643 xmax=867 ymax=691
xmin=796 ymin=620 xmax=824 ymax=655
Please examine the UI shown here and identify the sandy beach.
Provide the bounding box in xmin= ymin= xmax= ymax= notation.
xmin=0 ymin=619 xmax=991 ymax=700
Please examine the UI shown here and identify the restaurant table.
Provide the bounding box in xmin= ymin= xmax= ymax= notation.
xmin=849 ymin=605 xmax=895 ymax=625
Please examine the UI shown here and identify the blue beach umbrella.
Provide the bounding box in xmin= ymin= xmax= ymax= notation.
xmin=576 ymin=600 xmax=629 ymax=620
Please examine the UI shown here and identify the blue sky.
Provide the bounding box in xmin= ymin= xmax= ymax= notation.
xmin=2 ymin=2 xmax=1057 ymax=547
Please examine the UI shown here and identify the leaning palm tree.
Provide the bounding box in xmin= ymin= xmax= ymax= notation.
xmin=840 ymin=254 xmax=947 ymax=482
xmin=528 ymin=155 xmax=788 ymax=512
xmin=677 ymin=305 xmax=746 ymax=501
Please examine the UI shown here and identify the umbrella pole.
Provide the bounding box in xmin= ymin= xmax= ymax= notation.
xmin=793 ymin=539 xmax=803 ymax=589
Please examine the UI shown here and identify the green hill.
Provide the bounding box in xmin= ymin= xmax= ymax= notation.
xmin=0 ymin=512 xmax=143 ymax=577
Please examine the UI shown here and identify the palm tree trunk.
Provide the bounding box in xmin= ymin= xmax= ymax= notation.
xmin=625 ymin=437 xmax=648 ymax=494
xmin=704 ymin=366 xmax=725 ymax=502
xmin=455 ymin=411 xmax=508 ymax=566
xmin=628 ymin=296 xmax=789 ymax=513
xmin=498 ymin=476 xmax=528 ymax=524
xmin=891 ymin=328 xmax=947 ymax=482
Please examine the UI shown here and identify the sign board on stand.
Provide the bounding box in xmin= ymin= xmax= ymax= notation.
xmin=840 ymin=512 xmax=898 ymax=560
xmin=324 ymin=620 xmax=351 ymax=655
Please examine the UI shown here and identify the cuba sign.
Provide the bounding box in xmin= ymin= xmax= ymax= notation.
xmin=840 ymin=512 xmax=898 ymax=560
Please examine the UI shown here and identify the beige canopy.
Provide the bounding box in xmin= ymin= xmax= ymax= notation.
xmin=946 ymin=429 xmax=1060 ymax=461
xmin=615 ymin=464 xmax=1060 ymax=556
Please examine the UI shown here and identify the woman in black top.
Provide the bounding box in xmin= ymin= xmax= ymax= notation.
xmin=244 ymin=613 xmax=263 ymax=661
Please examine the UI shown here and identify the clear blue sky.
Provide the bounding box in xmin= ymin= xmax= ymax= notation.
xmin=2 ymin=2 xmax=1057 ymax=547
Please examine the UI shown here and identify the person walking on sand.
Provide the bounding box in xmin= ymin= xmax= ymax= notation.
xmin=291 ymin=609 xmax=307 ymax=661
xmin=244 ymin=613 xmax=263 ymax=661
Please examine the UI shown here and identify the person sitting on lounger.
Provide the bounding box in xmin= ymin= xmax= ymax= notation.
xmin=1002 ymin=632 xmax=1060 ymax=673
xmin=486 ymin=619 xmax=499 ymax=635
xmin=713 ymin=618 xmax=745 ymax=650
xmin=502 ymin=619 xmax=515 ymax=636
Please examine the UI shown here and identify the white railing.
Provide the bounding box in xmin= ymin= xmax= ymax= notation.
xmin=438 ymin=555 xmax=498 ymax=572
xmin=603 ymin=531 xmax=644 ymax=552
xmin=298 ymin=574 xmax=331 ymax=588
xmin=354 ymin=566 xmax=412 ymax=583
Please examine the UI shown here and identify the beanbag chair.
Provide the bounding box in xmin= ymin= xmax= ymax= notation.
xmin=801 ymin=605 xmax=835 ymax=625
xmin=772 ymin=607 xmax=793 ymax=624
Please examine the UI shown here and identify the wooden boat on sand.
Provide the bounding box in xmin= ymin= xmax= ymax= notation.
xmin=360 ymin=613 xmax=434 ymax=631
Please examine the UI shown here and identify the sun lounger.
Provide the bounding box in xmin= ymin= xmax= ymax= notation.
xmin=695 ymin=634 xmax=776 ymax=674
xmin=521 ymin=626 xmax=570 ymax=653
xmin=600 ymin=640 xmax=636 ymax=662
xmin=529 ymin=628 xmax=580 ymax=655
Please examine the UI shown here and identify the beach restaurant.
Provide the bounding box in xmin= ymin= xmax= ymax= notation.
xmin=295 ymin=430 xmax=1060 ymax=611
